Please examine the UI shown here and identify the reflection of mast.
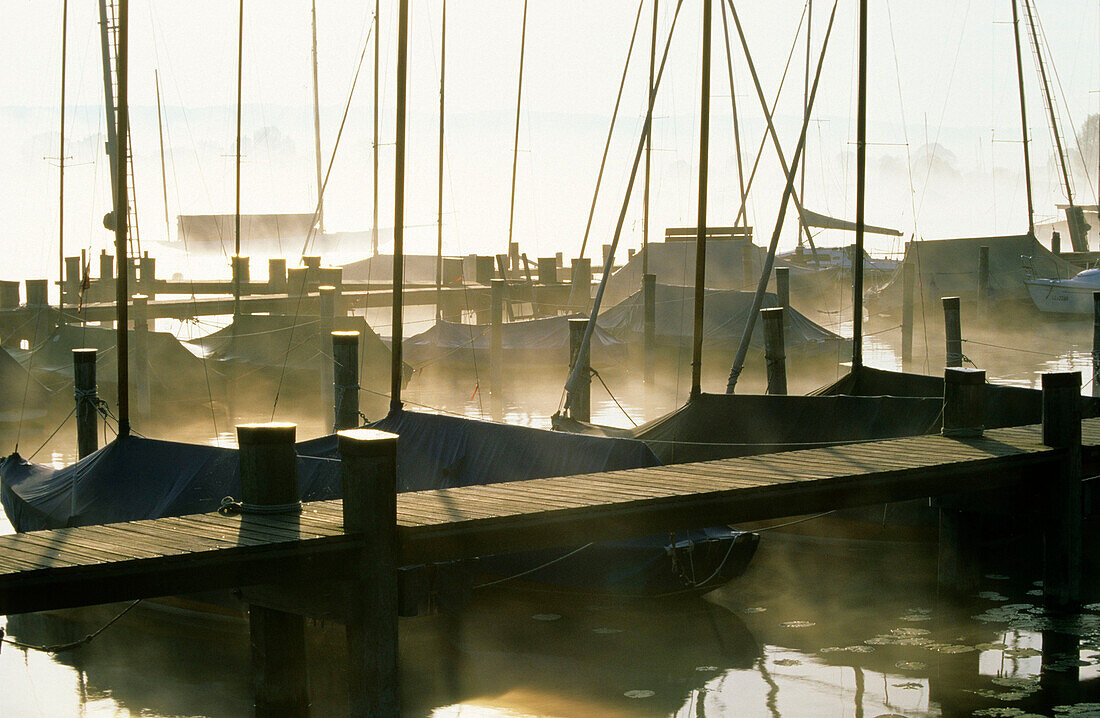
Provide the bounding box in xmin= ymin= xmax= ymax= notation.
xmin=1010 ymin=0 xmax=1035 ymax=236
xmin=1021 ymin=0 xmax=1089 ymax=251
xmin=311 ymin=0 xmax=324 ymax=234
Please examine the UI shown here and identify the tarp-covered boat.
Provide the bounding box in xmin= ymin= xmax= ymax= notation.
xmin=401 ymin=315 xmax=627 ymax=369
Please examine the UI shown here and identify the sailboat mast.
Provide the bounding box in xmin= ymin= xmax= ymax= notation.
xmin=155 ymin=70 xmax=170 ymax=239
xmin=372 ymin=0 xmax=380 ymax=256
xmin=59 ymin=0 xmax=68 ymax=311
xmin=311 ymin=0 xmax=324 ymax=235
xmin=115 ymin=0 xmax=130 ymax=437
xmin=234 ymin=0 xmax=243 ymax=318
xmin=1010 ymin=0 xmax=1035 ymax=235
xmin=507 ymin=0 xmax=529 ymax=254
xmin=390 ymin=0 xmax=409 ymax=413
xmin=852 ymin=0 xmax=867 ymax=370
xmin=799 ymin=0 xmax=810 ymax=247
xmin=690 ymin=0 xmax=712 ymax=399
xmin=643 ymin=0 xmax=658 ymax=277
xmin=436 ymin=0 xmax=446 ymax=319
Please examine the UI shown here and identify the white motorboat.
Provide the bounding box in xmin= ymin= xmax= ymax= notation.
xmin=1025 ymin=268 xmax=1100 ymax=314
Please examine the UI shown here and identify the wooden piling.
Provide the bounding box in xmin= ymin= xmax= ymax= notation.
xmin=268 ymin=258 xmax=288 ymax=294
xmin=568 ymin=318 xmax=591 ymax=422
xmin=232 ymin=255 xmax=250 ymax=294
xmin=643 ymin=273 xmax=656 ymax=384
xmin=339 ymin=428 xmax=400 ymax=718
xmin=509 ymin=242 xmax=521 ymax=274
xmin=570 ymin=258 xmax=591 ymax=313
xmin=942 ymin=296 xmax=962 ymax=368
xmin=0 ymin=282 xmax=18 ymax=311
xmin=741 ymin=242 xmax=754 ymax=289
xmin=99 ymin=250 xmax=113 ymax=283
xmin=602 ymin=243 xmax=612 ymax=270
xmin=319 ymin=286 xmax=336 ymax=421
xmin=287 ymin=267 xmax=309 ymax=303
xmin=537 ymin=257 xmax=557 ymax=284
xmin=132 ymin=294 xmax=150 ymax=419
xmin=761 ymin=307 xmax=787 ymax=395
xmin=73 ymin=348 xmax=98 ymax=458
xmin=490 ymin=279 xmax=504 ymax=395
xmin=942 ymin=367 xmax=984 ymax=437
xmin=775 ymin=267 xmax=790 ymax=311
xmin=1052 ymin=230 xmax=1061 ymax=255
xmin=901 ymin=259 xmax=915 ymax=366
xmin=1041 ymin=371 xmax=1082 ymax=609
xmin=237 ymin=422 xmax=311 ymax=718
xmin=25 ymin=279 xmax=48 ymax=307
xmin=1093 ymin=293 xmax=1100 ymax=399
xmin=977 ymin=245 xmax=990 ymax=319
xmin=139 ymin=253 xmax=156 ymax=296
xmin=64 ymin=256 xmax=81 ymax=306
xmin=555 ymin=252 xmax=563 ymax=268
xmin=333 ymin=331 xmax=360 ymax=431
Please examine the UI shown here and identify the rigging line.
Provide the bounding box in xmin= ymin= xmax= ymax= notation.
xmin=506 ymin=0 xmax=529 ymax=254
xmin=729 ymin=4 xmax=808 ymax=229
xmin=718 ymin=0 xmax=747 ymax=235
xmin=576 ymin=0 xmax=647 ymax=262
xmin=884 ymin=3 xmax=920 ymax=238
xmin=562 ymin=0 xmax=686 ymax=413
xmin=724 ymin=0 xmax=839 ymax=393
xmin=298 ymin=17 xmax=376 ymax=260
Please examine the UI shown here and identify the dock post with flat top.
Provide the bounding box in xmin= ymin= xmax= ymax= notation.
xmin=643 ymin=273 xmax=656 ymax=384
xmin=901 ymin=259 xmax=915 ymax=366
xmin=490 ymin=279 xmax=504 ymax=396
xmin=775 ymin=267 xmax=790 ymax=312
xmin=340 ymin=428 xmax=400 ymax=718
xmin=568 ymin=318 xmax=591 ymax=422
xmin=761 ymin=307 xmax=786 ymax=395
xmin=1041 ymin=371 xmax=1083 ymax=609
xmin=942 ymin=296 xmax=962 ymax=368
xmin=333 ymin=331 xmax=360 ymax=431
xmin=237 ymin=422 xmax=310 ymax=718
xmin=73 ymin=348 xmax=98 ymax=458
xmin=268 ymin=258 xmax=288 ymax=294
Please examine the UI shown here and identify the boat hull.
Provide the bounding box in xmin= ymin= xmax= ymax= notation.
xmin=1026 ymin=278 xmax=1098 ymax=314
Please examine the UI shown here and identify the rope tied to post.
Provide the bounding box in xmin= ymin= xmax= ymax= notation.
xmin=218 ymin=496 xmax=303 ymax=516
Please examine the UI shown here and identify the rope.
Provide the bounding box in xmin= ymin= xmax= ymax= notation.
xmin=961 ymin=338 xmax=1062 ymax=357
xmin=1 ymin=600 xmax=141 ymax=654
xmin=218 ymin=496 xmax=302 ymax=516
xmin=590 ymin=368 xmax=637 ymax=427
xmin=473 ymin=543 xmax=594 ymax=589
xmin=26 ymin=406 xmax=76 ymax=461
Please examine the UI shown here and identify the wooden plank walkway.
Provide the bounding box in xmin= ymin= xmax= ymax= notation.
xmin=0 ymin=419 xmax=1076 ymax=616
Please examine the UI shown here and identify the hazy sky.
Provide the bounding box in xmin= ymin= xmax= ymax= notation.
xmin=1 ymin=0 xmax=1098 ymax=284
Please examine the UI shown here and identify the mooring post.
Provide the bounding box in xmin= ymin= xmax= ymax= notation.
xmin=132 ymin=294 xmax=151 ymax=419
xmin=268 ymin=258 xmax=288 ymax=294
xmin=942 ymin=296 xmax=962 ymax=368
xmin=775 ymin=267 xmax=790 ymax=312
xmin=643 ymin=273 xmax=656 ymax=384
xmin=319 ymin=286 xmax=336 ymax=420
xmin=287 ymin=267 xmax=309 ymax=314
xmin=1093 ymin=293 xmax=1100 ymax=399
xmin=567 ymin=318 xmax=591 ymax=422
xmin=761 ymin=307 xmax=787 ymax=395
xmin=25 ymin=279 xmax=48 ymax=307
xmin=741 ymin=242 xmax=754 ymax=290
xmin=1052 ymin=230 xmax=1061 ymax=255
xmin=977 ymin=245 xmax=990 ymax=319
xmin=942 ymin=367 xmax=985 ymax=437
xmin=333 ymin=331 xmax=361 ymax=431
xmin=139 ymin=253 xmax=156 ymax=297
xmin=302 ymin=255 xmax=321 ymax=291
xmin=570 ymin=258 xmax=591 ymax=313
xmin=339 ymin=428 xmax=400 ymax=718
xmin=64 ymin=256 xmax=81 ymax=307
xmin=232 ymin=255 xmax=250 ymax=297
xmin=238 ymin=422 xmax=311 ymax=718
xmin=1041 ymin=370 xmax=1083 ymax=609
xmin=73 ymin=348 xmax=98 ymax=458
xmin=901 ymin=259 xmax=915 ymax=366
xmin=490 ymin=279 xmax=505 ymax=396
xmin=509 ymin=242 xmax=521 ymax=274
xmin=537 ymin=257 xmax=557 ymax=284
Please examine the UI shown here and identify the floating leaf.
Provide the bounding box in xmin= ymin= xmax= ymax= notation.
xmin=623 ymin=689 xmax=655 ymax=699
xmin=781 ymin=620 xmax=816 ymax=629
xmin=532 ymin=613 xmax=561 ymax=622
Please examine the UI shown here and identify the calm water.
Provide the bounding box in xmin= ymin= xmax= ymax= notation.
xmin=3 ymin=308 xmax=1100 ymax=717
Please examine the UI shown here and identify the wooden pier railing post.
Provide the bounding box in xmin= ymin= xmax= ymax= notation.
xmin=1041 ymin=370 xmax=1083 ymax=609
xmin=1093 ymin=293 xmax=1100 ymax=399
xmin=775 ymin=267 xmax=790 ymax=312
xmin=901 ymin=259 xmax=915 ymax=366
xmin=942 ymin=367 xmax=984 ymax=437
xmin=132 ymin=294 xmax=150 ymax=419
xmin=333 ymin=331 xmax=361 ymax=431
xmin=339 ymin=428 xmax=400 ymax=718
xmin=319 ymin=286 xmax=336 ymax=419
xmin=568 ymin=318 xmax=591 ymax=422
xmin=942 ymin=296 xmax=962 ymax=368
xmin=643 ymin=273 xmax=656 ymax=384
xmin=977 ymin=245 xmax=990 ymax=319
xmin=761 ymin=307 xmax=787 ymax=395
xmin=73 ymin=348 xmax=98 ymax=458
xmin=237 ymin=422 xmax=311 ymax=718
xmin=268 ymin=258 xmax=288 ymax=294
xmin=490 ymin=279 xmax=504 ymax=395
